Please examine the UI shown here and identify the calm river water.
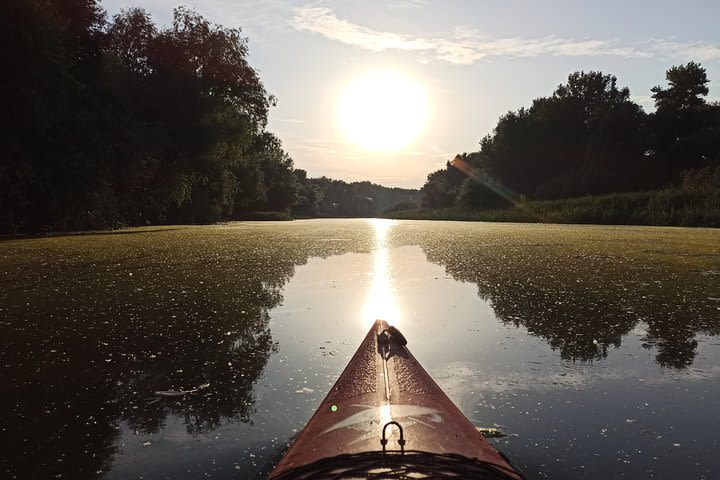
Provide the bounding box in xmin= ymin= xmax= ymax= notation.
xmin=1 ymin=219 xmax=719 ymax=479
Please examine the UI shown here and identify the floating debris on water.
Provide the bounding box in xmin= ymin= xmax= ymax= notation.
xmin=155 ymin=383 xmax=210 ymax=397
xmin=476 ymin=427 xmax=510 ymax=438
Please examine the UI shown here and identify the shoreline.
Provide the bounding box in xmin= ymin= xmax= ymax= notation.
xmin=382 ymin=189 xmax=720 ymax=228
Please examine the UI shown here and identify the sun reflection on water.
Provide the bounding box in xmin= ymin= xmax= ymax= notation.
xmin=363 ymin=219 xmax=400 ymax=328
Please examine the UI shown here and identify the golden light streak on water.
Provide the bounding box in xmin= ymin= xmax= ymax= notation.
xmin=362 ymin=219 xmax=400 ymax=328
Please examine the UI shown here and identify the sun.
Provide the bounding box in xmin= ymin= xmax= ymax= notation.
xmin=338 ymin=71 xmax=428 ymax=152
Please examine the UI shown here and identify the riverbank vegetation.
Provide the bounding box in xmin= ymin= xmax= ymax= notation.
xmin=1 ymin=0 xmax=416 ymax=233
xmin=3 ymin=1 xmax=718 ymax=232
xmin=386 ymin=186 xmax=720 ymax=227
xmin=394 ymin=65 xmax=720 ymax=226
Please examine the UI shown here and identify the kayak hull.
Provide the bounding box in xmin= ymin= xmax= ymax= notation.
xmin=270 ymin=320 xmax=522 ymax=479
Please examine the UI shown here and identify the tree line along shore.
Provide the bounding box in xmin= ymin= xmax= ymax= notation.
xmin=1 ymin=0 xmax=416 ymax=233
xmin=384 ymin=188 xmax=720 ymax=228
xmin=2 ymin=0 xmax=718 ymax=233
xmin=390 ymin=63 xmax=719 ymax=227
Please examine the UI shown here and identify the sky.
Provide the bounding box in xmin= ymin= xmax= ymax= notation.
xmin=102 ymin=0 xmax=720 ymax=188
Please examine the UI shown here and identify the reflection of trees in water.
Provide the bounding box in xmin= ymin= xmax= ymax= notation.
xmin=416 ymin=236 xmax=719 ymax=370
xmin=0 ymin=227 xmax=370 ymax=479
xmin=642 ymin=324 xmax=699 ymax=369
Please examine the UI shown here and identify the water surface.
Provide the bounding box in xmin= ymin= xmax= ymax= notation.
xmin=1 ymin=220 xmax=719 ymax=479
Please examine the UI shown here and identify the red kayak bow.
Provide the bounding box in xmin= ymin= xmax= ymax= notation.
xmin=270 ymin=320 xmax=525 ymax=479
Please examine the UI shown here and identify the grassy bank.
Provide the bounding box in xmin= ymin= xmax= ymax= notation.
xmin=233 ymin=211 xmax=294 ymax=221
xmin=383 ymin=189 xmax=720 ymax=227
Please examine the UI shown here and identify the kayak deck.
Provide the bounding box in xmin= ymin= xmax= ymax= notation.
xmin=270 ymin=320 xmax=523 ymax=479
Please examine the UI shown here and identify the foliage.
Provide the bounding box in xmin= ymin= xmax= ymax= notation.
xmin=418 ymin=65 xmax=719 ymax=217
xmin=457 ymin=177 xmax=509 ymax=209
xmin=651 ymin=61 xmax=709 ymax=112
xmin=6 ymin=1 xmax=716 ymax=231
xmin=384 ymin=198 xmax=420 ymax=213
xmin=682 ymin=166 xmax=720 ymax=192
xmin=482 ymin=71 xmax=648 ymax=198
xmin=302 ymin=177 xmax=417 ymax=217
xmin=386 ymin=188 xmax=720 ymax=228
xmin=649 ymin=62 xmax=720 ymax=184
xmin=420 ymin=160 xmax=465 ymax=208
xmin=0 ymin=1 xmax=295 ymax=232
xmin=291 ymin=169 xmax=324 ymax=217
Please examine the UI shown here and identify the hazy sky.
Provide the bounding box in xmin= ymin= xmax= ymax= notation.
xmin=103 ymin=0 xmax=720 ymax=188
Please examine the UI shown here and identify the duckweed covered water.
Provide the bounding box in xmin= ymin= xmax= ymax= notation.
xmin=1 ymin=220 xmax=718 ymax=479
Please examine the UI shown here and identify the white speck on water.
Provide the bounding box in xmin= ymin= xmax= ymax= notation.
xmin=295 ymin=387 xmax=315 ymax=394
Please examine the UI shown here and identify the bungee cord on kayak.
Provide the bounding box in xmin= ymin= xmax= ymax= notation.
xmin=270 ymin=450 xmax=524 ymax=479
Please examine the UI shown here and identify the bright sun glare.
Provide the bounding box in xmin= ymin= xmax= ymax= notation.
xmin=363 ymin=219 xmax=400 ymax=328
xmin=338 ymin=71 xmax=428 ymax=152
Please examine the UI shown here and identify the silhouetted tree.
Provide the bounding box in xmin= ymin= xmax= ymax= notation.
xmin=298 ymin=176 xmax=416 ymax=217
xmin=555 ymin=70 xmax=631 ymax=121
xmin=105 ymin=7 xmax=156 ymax=75
xmin=292 ymin=170 xmax=324 ymax=217
xmin=0 ymin=2 xmax=307 ymax=232
xmin=651 ymin=62 xmax=709 ymax=112
xmin=247 ymin=132 xmax=298 ymax=212
xmin=649 ymin=62 xmax=719 ymax=184
xmin=424 ymin=71 xmax=649 ymax=206
xmin=420 ymin=161 xmax=465 ymax=207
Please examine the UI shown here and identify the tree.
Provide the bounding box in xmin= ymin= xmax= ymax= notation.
xmin=457 ymin=177 xmax=513 ymax=209
xmin=651 ymin=62 xmax=709 ymax=112
xmin=105 ymin=8 xmax=156 ymax=75
xmin=477 ymin=71 xmax=646 ymax=199
xmin=554 ymin=71 xmax=630 ymax=123
xmin=1 ymin=0 xmax=110 ymax=231
xmin=150 ymin=7 xmax=272 ymax=129
xmin=420 ymin=161 xmax=465 ymax=208
xmin=650 ymin=62 xmax=718 ymax=184
xmin=0 ymin=3 xmax=300 ymax=232
xmin=292 ymin=170 xmax=324 ymax=217
xmin=579 ymin=100 xmax=650 ymax=193
xmin=246 ymin=132 xmax=298 ymax=212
